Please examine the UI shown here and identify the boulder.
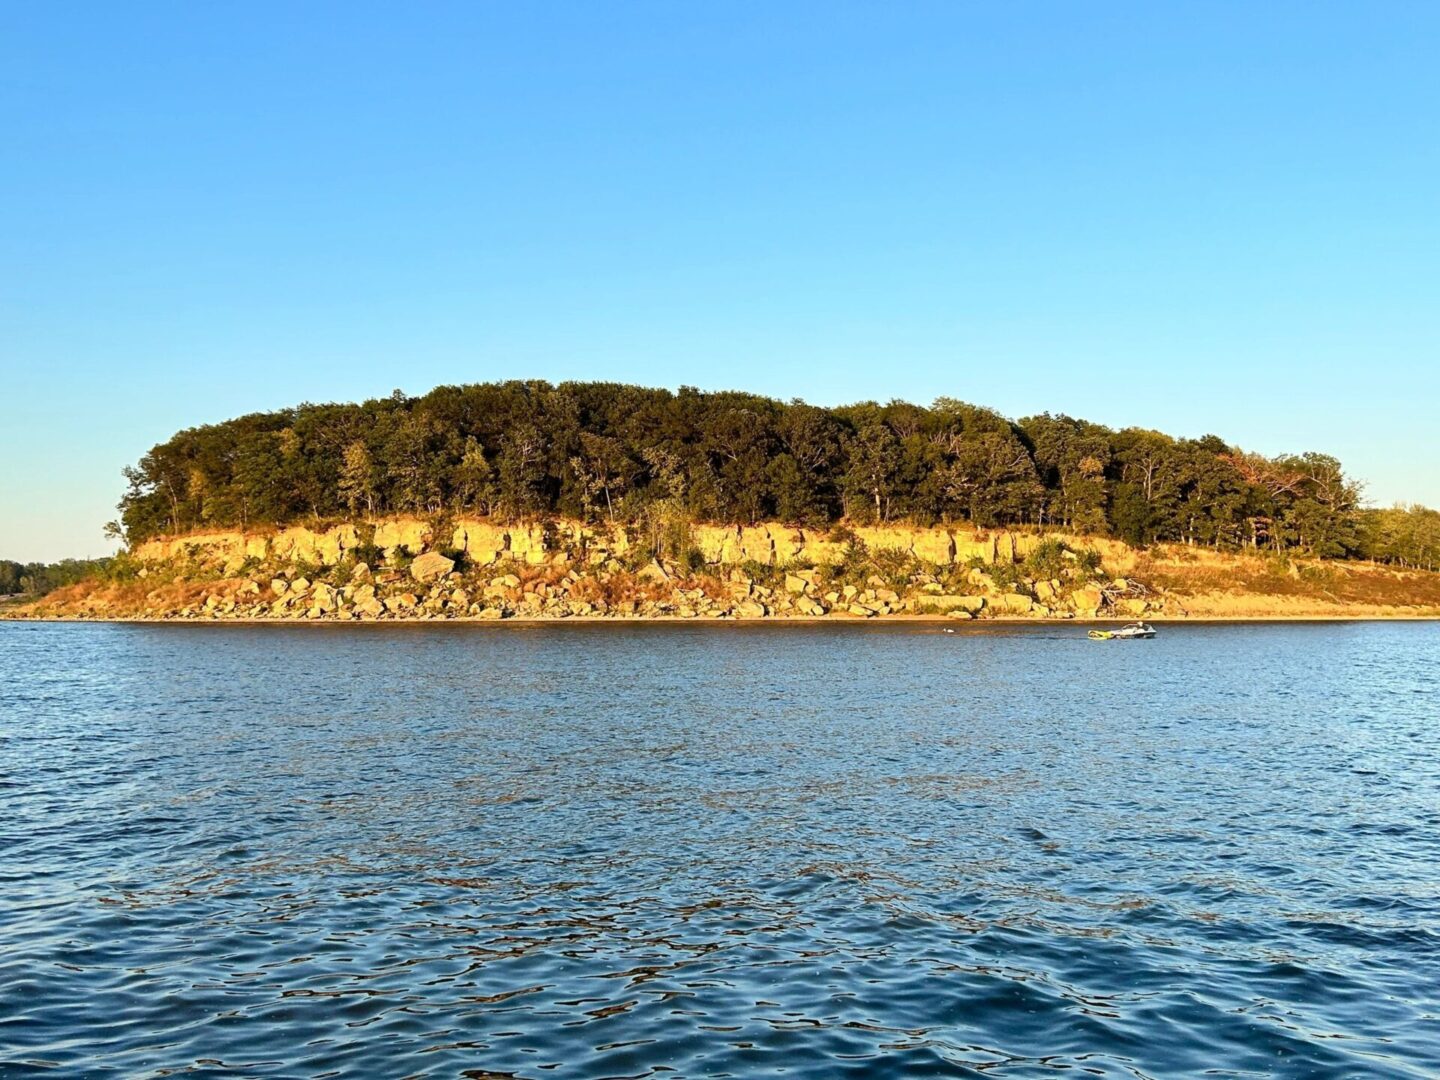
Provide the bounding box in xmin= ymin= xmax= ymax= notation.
xmin=997 ymin=592 xmax=1034 ymax=614
xmin=410 ymin=551 xmax=456 ymax=584
xmin=926 ymin=594 xmax=986 ymax=614
xmin=638 ymin=560 xmax=670 ymax=583
xmin=1071 ymin=584 xmax=1104 ymax=615
xmin=784 ymin=573 xmax=811 ymax=595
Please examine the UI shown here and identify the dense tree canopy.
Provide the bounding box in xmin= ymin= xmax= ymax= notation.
xmin=111 ymin=379 xmax=1420 ymax=563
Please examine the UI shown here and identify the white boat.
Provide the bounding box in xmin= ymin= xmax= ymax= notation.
xmin=1088 ymin=622 xmax=1156 ymax=640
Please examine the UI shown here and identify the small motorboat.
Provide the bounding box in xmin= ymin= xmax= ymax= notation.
xmin=1088 ymin=622 xmax=1157 ymax=640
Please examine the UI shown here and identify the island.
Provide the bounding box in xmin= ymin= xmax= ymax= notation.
xmin=6 ymin=380 xmax=1439 ymax=621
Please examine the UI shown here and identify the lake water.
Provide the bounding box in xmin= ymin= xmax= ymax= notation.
xmin=2 ymin=621 xmax=1438 ymax=1078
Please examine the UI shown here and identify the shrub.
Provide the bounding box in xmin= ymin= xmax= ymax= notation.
xmin=1023 ymin=539 xmax=1071 ymax=580
xmin=350 ymin=542 xmax=383 ymax=567
xmin=988 ymin=561 xmax=1030 ymax=595
xmin=739 ymin=558 xmax=780 ymax=585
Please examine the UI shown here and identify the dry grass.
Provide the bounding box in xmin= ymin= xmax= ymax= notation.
xmin=1133 ymin=549 xmax=1440 ymax=612
xmin=21 ymin=577 xmax=253 ymax=617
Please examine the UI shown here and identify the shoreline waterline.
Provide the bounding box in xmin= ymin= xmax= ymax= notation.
xmin=6 ymin=613 xmax=1440 ymax=625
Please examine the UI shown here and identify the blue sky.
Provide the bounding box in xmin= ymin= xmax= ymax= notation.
xmin=2 ymin=2 xmax=1436 ymax=561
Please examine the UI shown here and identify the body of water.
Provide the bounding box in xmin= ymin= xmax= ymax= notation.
xmin=2 ymin=621 xmax=1438 ymax=1077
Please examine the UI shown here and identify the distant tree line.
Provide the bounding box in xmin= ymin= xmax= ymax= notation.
xmin=0 ymin=558 xmax=112 ymax=597
xmin=111 ymin=380 xmax=1429 ymax=563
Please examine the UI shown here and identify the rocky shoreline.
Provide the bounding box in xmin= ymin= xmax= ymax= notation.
xmin=9 ymin=517 xmax=1440 ymax=623
xmin=10 ymin=557 xmax=1161 ymax=623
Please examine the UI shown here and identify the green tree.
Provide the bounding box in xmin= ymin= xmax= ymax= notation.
xmin=338 ymin=440 xmax=378 ymax=516
xmin=843 ymin=421 xmax=900 ymax=522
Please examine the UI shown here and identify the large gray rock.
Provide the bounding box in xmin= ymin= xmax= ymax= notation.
xmin=637 ymin=560 xmax=670 ymax=583
xmin=925 ymin=594 xmax=986 ymax=613
xmin=355 ymin=595 xmax=384 ymax=618
xmin=410 ymin=551 xmax=456 ymax=584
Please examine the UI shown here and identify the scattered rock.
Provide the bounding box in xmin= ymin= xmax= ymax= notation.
xmin=925 ymin=594 xmax=986 ymax=614
xmin=1071 ymin=584 xmax=1104 ymax=615
xmin=410 ymin=551 xmax=456 ymax=584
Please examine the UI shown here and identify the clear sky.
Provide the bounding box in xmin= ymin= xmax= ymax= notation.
xmin=2 ymin=2 xmax=1436 ymax=562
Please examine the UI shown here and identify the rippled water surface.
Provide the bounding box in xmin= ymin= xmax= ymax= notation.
xmin=3 ymin=621 xmax=1439 ymax=1077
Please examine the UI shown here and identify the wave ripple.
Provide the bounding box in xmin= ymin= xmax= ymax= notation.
xmin=2 ymin=621 xmax=1438 ymax=1077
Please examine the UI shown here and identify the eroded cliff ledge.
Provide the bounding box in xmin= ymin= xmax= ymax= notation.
xmin=16 ymin=517 xmax=1440 ymax=622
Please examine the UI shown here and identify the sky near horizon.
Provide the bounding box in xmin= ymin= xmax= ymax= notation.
xmin=2 ymin=2 xmax=1437 ymax=562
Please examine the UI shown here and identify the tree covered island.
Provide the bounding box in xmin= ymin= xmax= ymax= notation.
xmin=112 ymin=380 xmax=1437 ymax=568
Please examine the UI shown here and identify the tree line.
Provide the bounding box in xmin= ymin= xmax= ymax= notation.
xmin=111 ymin=380 xmax=1430 ymax=564
xmin=0 ymin=558 xmax=112 ymax=598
